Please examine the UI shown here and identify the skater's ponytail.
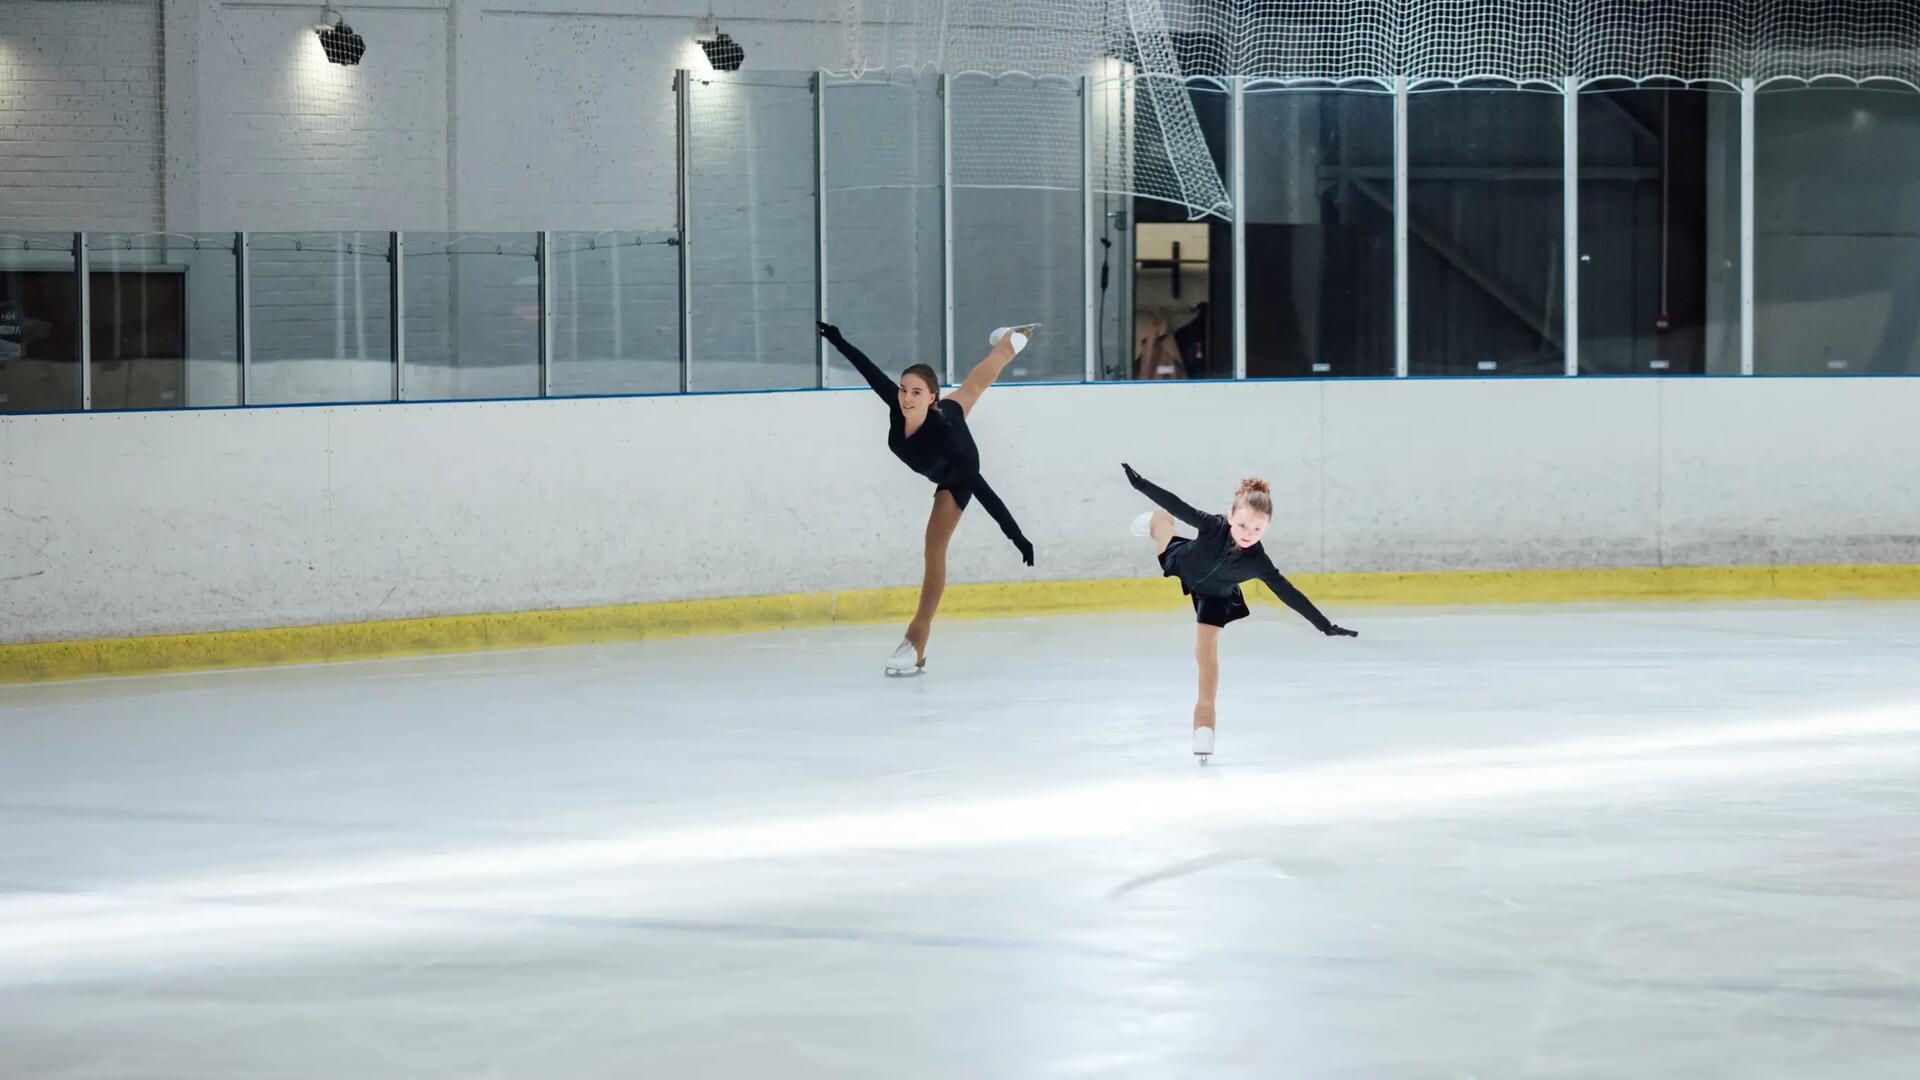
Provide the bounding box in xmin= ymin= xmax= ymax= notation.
xmin=1235 ymin=477 xmax=1273 ymax=516
xmin=902 ymin=363 xmax=941 ymax=398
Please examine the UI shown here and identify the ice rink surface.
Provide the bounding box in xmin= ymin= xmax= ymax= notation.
xmin=5 ymin=602 xmax=1920 ymax=1078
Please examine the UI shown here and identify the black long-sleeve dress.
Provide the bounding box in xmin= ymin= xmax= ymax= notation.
xmin=1126 ymin=465 xmax=1335 ymax=630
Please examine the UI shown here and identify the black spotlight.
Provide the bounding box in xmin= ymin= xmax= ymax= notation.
xmin=315 ymin=9 xmax=366 ymax=66
xmin=698 ymin=30 xmax=745 ymax=72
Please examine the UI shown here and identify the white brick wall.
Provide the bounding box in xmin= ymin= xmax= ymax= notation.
xmin=0 ymin=0 xmax=164 ymax=231
xmin=0 ymin=0 xmax=1096 ymax=396
xmin=456 ymin=8 xmax=688 ymax=230
xmin=452 ymin=2 xmax=845 ymax=230
xmin=198 ymin=0 xmax=450 ymax=231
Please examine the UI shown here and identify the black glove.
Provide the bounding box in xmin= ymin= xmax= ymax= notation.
xmin=1014 ymin=537 xmax=1035 ymax=567
xmin=816 ymin=321 xmax=842 ymax=342
xmin=1324 ymin=624 xmax=1358 ymax=638
xmin=1121 ymin=462 xmax=1141 ymax=484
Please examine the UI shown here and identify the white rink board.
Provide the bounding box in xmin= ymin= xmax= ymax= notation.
xmin=6 ymin=378 xmax=1920 ymax=643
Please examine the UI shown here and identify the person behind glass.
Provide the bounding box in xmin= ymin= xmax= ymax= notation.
xmin=1123 ymin=463 xmax=1358 ymax=761
xmin=818 ymin=320 xmax=1038 ymax=676
xmin=1135 ymin=307 xmax=1187 ymax=380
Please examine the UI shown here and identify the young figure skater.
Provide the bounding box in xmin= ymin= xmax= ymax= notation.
xmin=1123 ymin=463 xmax=1358 ymax=761
xmin=819 ymin=321 xmax=1038 ymax=676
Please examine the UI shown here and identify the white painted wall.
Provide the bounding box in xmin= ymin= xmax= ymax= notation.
xmin=6 ymin=377 xmax=1920 ymax=644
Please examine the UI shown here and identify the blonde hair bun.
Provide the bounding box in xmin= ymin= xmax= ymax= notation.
xmin=1235 ymin=477 xmax=1274 ymax=515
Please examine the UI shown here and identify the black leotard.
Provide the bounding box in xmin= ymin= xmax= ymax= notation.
xmin=1126 ymin=465 xmax=1340 ymax=632
xmin=823 ymin=327 xmax=1033 ymax=565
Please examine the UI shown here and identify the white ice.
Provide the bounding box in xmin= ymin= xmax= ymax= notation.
xmin=5 ymin=603 xmax=1920 ymax=1078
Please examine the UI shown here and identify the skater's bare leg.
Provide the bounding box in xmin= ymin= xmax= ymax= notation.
xmin=1194 ymin=624 xmax=1221 ymax=733
xmin=1150 ymin=509 xmax=1177 ymax=556
xmin=905 ymin=490 xmax=964 ymax=662
xmin=946 ymin=326 xmax=1034 ymax=418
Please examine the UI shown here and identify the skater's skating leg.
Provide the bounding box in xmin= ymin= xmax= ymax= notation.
xmin=905 ymin=490 xmax=964 ymax=662
xmin=1194 ymin=624 xmax=1221 ymax=734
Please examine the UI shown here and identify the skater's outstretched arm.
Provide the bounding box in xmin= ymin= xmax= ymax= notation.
xmin=1122 ymin=463 xmax=1214 ymax=531
xmin=818 ymin=323 xmax=899 ymax=408
xmin=966 ymin=476 xmax=1035 ymax=566
xmin=1257 ymin=563 xmax=1355 ymax=637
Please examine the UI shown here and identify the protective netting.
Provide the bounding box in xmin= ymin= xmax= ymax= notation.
xmin=848 ymin=0 xmax=1920 ymax=86
xmin=837 ymin=0 xmax=1920 ymax=217
xmin=840 ymin=0 xmax=1235 ymax=217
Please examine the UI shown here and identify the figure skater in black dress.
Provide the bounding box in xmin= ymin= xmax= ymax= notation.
xmin=1124 ymin=463 xmax=1358 ymax=760
xmin=820 ymin=321 xmax=1038 ymax=675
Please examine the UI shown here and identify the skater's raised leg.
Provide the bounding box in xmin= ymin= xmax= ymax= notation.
xmin=946 ymin=325 xmax=1035 ymax=418
xmin=1128 ymin=507 xmax=1178 ymax=547
xmin=1150 ymin=509 xmax=1177 ymax=555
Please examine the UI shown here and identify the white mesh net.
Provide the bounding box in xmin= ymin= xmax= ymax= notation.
xmin=837 ymin=0 xmax=1920 ymax=217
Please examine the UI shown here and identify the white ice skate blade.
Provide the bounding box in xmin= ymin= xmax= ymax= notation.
xmin=884 ymin=666 xmax=926 ymax=678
